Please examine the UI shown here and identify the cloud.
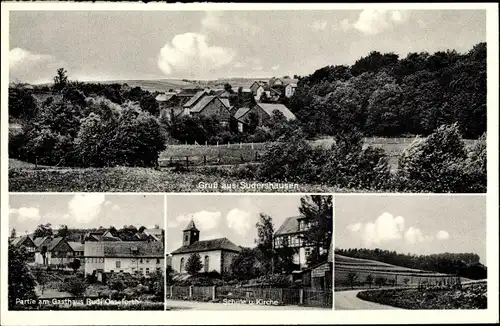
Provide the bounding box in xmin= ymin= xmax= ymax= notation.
xmin=176 ymin=210 xmax=221 ymax=230
xmin=68 ymin=194 xmax=106 ymax=224
xmin=233 ymin=62 xmax=245 ymax=68
xmin=157 ymin=33 xmax=235 ymax=77
xmin=350 ymin=10 xmax=410 ymax=35
xmin=436 ymin=230 xmax=450 ymax=240
xmin=10 ymin=207 xmax=41 ymax=222
xmin=111 ymin=204 xmax=120 ymax=212
xmin=361 ymin=212 xmax=405 ymax=247
xmin=347 ymin=222 xmax=362 ymax=232
xmin=311 ymin=20 xmax=328 ymax=31
xmin=226 ymin=208 xmax=252 ymax=237
xmin=271 ymin=64 xmax=280 ymax=71
xmin=200 ymin=11 xmax=261 ymax=36
xmin=9 ymin=48 xmax=64 ymax=84
xmin=404 ymin=226 xmax=432 ymax=244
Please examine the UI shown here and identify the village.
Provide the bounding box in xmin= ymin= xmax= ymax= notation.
xmin=166 ymin=194 xmax=333 ymax=310
xmin=155 ymin=77 xmax=298 ymax=134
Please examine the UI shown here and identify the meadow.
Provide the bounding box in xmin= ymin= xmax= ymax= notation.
xmin=334 ymin=254 xmax=464 ymax=290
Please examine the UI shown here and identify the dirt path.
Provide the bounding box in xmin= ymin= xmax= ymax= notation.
xmin=334 ymin=290 xmax=403 ymax=310
xmin=166 ymin=299 xmax=329 ymax=310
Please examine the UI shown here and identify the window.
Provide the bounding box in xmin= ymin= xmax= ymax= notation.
xmin=180 ymin=257 xmax=185 ymax=272
xmin=156 ymin=258 xmax=160 ymax=264
xmin=140 ymin=259 xmax=143 ymax=264
xmin=204 ymin=256 xmax=209 ymax=273
xmin=116 ymin=261 xmax=121 ymax=268
xmin=146 ymin=259 xmax=150 ymax=263
xmin=146 ymin=268 xmax=150 ymax=275
xmin=119 ymin=270 xmax=123 ymax=273
xmin=184 ymin=235 xmax=188 ymax=242
xmin=110 ymin=270 xmax=114 ymax=273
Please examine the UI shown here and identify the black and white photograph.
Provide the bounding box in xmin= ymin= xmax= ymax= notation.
xmin=7 ymin=9 xmax=487 ymax=193
xmin=7 ymin=194 xmax=166 ymax=310
xmin=165 ymin=194 xmax=333 ymax=310
xmin=334 ymin=195 xmax=487 ymax=310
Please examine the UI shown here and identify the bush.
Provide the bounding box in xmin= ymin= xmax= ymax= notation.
xmin=397 ymin=124 xmax=470 ymax=192
xmin=61 ymin=276 xmax=87 ymax=296
xmin=463 ymin=134 xmax=486 ymax=192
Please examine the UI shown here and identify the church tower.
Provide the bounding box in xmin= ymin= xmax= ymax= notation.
xmin=183 ymin=219 xmax=200 ymax=246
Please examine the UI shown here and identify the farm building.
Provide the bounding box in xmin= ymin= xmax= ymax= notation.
xmin=189 ymin=96 xmax=233 ymax=125
xmin=84 ymin=241 xmax=164 ymax=277
xmin=10 ymin=235 xmax=36 ymax=262
xmin=170 ymin=220 xmax=241 ymax=276
xmin=33 ymin=237 xmax=83 ymax=266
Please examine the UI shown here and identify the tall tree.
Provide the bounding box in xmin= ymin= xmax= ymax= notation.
xmin=254 ymin=213 xmax=274 ymax=274
xmin=9 ymin=245 xmax=38 ymax=309
xmin=56 ymin=225 xmax=69 ymax=238
xmin=298 ymin=195 xmax=333 ymax=266
xmin=33 ymin=223 xmax=53 ymax=238
xmin=185 ymin=253 xmax=203 ymax=275
xmin=53 ymin=68 xmax=69 ymax=91
xmin=10 ymin=228 xmax=17 ymax=239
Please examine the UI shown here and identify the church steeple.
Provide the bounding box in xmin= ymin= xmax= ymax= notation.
xmin=183 ymin=219 xmax=199 ymax=246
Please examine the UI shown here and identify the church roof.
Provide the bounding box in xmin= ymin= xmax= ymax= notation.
xmin=183 ymin=220 xmax=199 ymax=232
xmin=170 ymin=237 xmax=241 ymax=255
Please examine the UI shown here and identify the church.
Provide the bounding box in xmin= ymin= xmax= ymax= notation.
xmin=170 ymin=220 xmax=241 ymax=276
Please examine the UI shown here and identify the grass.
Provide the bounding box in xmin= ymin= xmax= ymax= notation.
xmin=356 ymin=282 xmax=487 ymax=309
xmin=334 ymin=254 xmax=463 ymax=287
xmin=8 ymin=166 xmax=363 ymax=192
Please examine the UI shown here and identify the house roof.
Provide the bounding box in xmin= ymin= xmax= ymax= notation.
xmin=274 ymin=216 xmax=305 ymax=236
xmin=67 ymin=242 xmax=84 ymax=252
xmin=190 ymin=95 xmax=227 ymax=113
xmin=170 ymin=237 xmax=241 ymax=255
xmin=155 ymin=93 xmax=176 ymax=102
xmin=45 ymin=237 xmax=65 ymax=251
xmin=219 ymin=98 xmax=231 ymax=109
xmin=256 ymin=103 xmax=296 ymax=120
xmin=183 ymin=91 xmax=206 ymax=108
xmin=99 ymin=241 xmax=164 ymax=258
xmin=233 ymin=107 xmax=251 ymax=120
xmin=11 ymin=235 xmax=33 ymax=247
xmin=183 ymin=220 xmax=199 ymax=232
xmin=33 ymin=236 xmax=51 ymax=248
xmin=90 ymin=234 xmax=122 ymax=242
xmin=144 ymin=228 xmax=163 ymax=236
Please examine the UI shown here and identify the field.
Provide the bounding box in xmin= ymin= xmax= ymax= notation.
xmin=356 ymin=281 xmax=487 ymax=309
xmin=8 ymin=162 xmax=355 ymax=193
xmin=334 ymin=254 xmax=464 ymax=289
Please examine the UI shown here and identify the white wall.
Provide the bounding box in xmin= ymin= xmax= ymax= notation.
xmin=172 ymin=250 xmax=222 ymax=273
xmin=104 ymin=257 xmax=163 ymax=276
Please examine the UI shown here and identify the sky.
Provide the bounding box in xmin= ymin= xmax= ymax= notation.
xmin=166 ymin=195 xmax=324 ymax=253
xmin=9 ymin=194 xmax=164 ymax=234
xmin=335 ymin=195 xmax=487 ymax=264
xmin=9 ymin=9 xmax=486 ymax=83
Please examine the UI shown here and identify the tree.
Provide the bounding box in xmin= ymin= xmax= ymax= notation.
xmin=65 ymin=276 xmax=87 ymax=296
xmin=185 ymin=253 xmax=203 ymax=275
xmin=365 ymin=275 xmax=374 ymax=288
xmin=230 ymin=248 xmax=260 ymax=280
xmin=53 ymin=68 xmax=69 ymax=91
xmin=69 ymin=259 xmax=81 ymax=273
xmin=224 ymin=83 xmax=233 ymax=93
xmin=375 ymin=276 xmax=386 ymax=287
xmin=8 ymin=245 xmax=38 ymax=309
xmin=33 ymin=223 xmax=53 ymax=238
xmin=149 ymin=269 xmax=165 ymax=299
xmin=298 ymin=195 xmax=333 ymax=266
xmin=57 ymin=225 xmax=69 ymax=238
xmin=254 ymin=213 xmax=274 ymax=274
xmin=11 ymin=228 xmax=17 ymax=239
xmin=138 ymin=226 xmax=147 ymax=233
xmin=346 ymin=272 xmax=359 ymax=289
xmin=8 ymin=84 xmax=38 ymax=119
xmin=274 ymin=236 xmax=297 ymax=274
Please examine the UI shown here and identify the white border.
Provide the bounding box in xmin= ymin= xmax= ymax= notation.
xmin=1 ymin=2 xmax=499 ymax=325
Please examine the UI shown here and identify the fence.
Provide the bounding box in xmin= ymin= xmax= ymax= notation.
xmin=167 ymin=285 xmax=332 ymax=308
xmin=159 ymin=152 xmax=262 ymax=168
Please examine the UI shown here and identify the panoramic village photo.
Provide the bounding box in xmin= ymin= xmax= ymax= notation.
xmin=165 ymin=194 xmax=333 ymax=310
xmin=7 ymin=9 xmax=487 ymax=193
xmin=334 ymin=195 xmax=487 ymax=310
xmin=8 ymin=194 xmax=166 ymax=310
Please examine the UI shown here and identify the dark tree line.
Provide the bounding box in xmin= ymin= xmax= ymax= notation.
xmin=289 ymin=43 xmax=486 ymax=139
xmin=335 ymin=248 xmax=487 ymax=280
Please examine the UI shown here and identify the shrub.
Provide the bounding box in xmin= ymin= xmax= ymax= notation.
xmin=62 ymin=276 xmax=87 ymax=296
xmin=397 ymin=123 xmax=469 ymax=192
xmin=463 ymin=134 xmax=486 ymax=192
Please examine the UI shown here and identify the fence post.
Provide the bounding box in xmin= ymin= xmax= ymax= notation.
xmin=217 ymin=141 xmax=219 ymax=148
xmin=186 ymin=156 xmax=189 ymax=168
xmin=255 ymin=152 xmax=258 ymax=161
xmin=251 ymin=142 xmax=254 ymax=149
xmin=239 ymin=142 xmax=242 ymax=149
xmin=299 ymin=289 xmax=304 ymax=305
xmin=189 ymin=285 xmax=193 ymax=298
xmin=170 ymin=285 xmax=173 ymax=298
xmin=204 ymin=155 xmax=207 ymax=165
xmin=212 ymin=285 xmax=216 ymax=301
xmin=227 ymin=142 xmax=230 ymax=148
xmin=205 ymin=140 xmax=207 ymax=147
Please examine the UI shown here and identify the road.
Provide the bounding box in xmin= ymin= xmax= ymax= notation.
xmin=334 ymin=290 xmax=403 ymax=310
xmin=166 ymin=299 xmax=329 ymax=310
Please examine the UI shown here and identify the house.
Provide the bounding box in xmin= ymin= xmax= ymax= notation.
xmin=273 ymin=215 xmax=324 ymax=268
xmin=269 ymin=77 xmax=283 ymax=87
xmin=284 ymin=83 xmax=297 ymax=98
xmin=233 ymin=107 xmax=252 ymax=132
xmin=170 ymin=220 xmax=241 ymax=276
xmin=250 ymin=81 xmax=266 ymax=94
xmin=247 ymin=103 xmax=296 ymax=126
xmin=143 ymin=227 xmax=164 ymax=243
xmin=84 ymin=241 xmax=164 ymax=277
xmin=84 ymin=229 xmax=121 ymax=242
xmin=182 ymin=91 xmax=207 ymax=114
xmin=11 ymin=235 xmax=36 ymax=261
xmin=189 ymin=96 xmax=232 ymax=125
xmin=155 ymin=92 xmax=178 ymax=110
xmin=34 ymin=237 xmax=83 ymax=266
xmin=300 ymin=238 xmax=333 ymax=290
